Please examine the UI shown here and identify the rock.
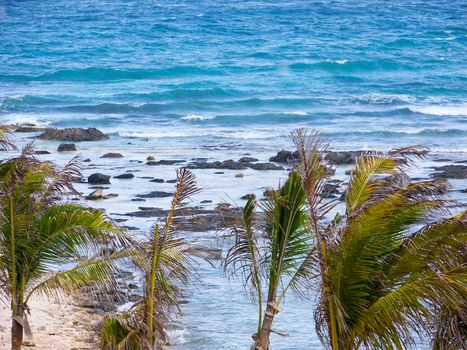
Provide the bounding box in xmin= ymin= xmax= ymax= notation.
xmin=146 ymin=159 xmax=185 ymax=166
xmin=201 ymin=200 xmax=212 ymax=203
xmin=431 ymin=165 xmax=467 ymax=179
xmin=146 ymin=156 xmax=156 ymax=161
xmin=83 ymin=158 xmax=91 ymax=162
xmin=149 ymin=178 xmax=165 ymax=183
xmin=240 ymin=194 xmax=255 ymax=200
xmin=187 ymin=160 xmax=247 ymax=170
xmin=239 ymin=156 xmax=258 ymax=163
xmin=246 ymin=162 xmax=284 ymax=171
xmin=85 ymin=189 xmax=103 ymax=200
xmin=128 ymin=283 xmax=138 ymax=290
xmin=114 ymin=173 xmax=134 ymax=179
xmin=33 ymin=150 xmax=51 ymax=155
xmin=388 ymin=173 xmax=411 ymax=188
xmin=166 ymin=179 xmax=177 ymax=183
xmin=235 ymin=172 xmax=244 ymax=178
xmin=103 ymin=194 xmax=119 ymax=199
xmin=101 ymin=152 xmax=123 ymax=158
xmin=14 ymin=126 xmax=46 ymax=133
xmin=88 ymin=173 xmax=111 ymax=184
xmin=57 ymin=143 xmax=76 ymax=152
xmin=131 ymin=198 xmax=146 ymax=202
xmin=325 ymin=151 xmax=365 ymax=165
xmin=270 ymin=150 xmax=300 ymax=163
xmin=37 ymin=127 xmax=109 ymax=141
xmin=214 ymin=171 xmax=224 ymax=174
xmin=135 ymin=191 xmax=173 ymax=198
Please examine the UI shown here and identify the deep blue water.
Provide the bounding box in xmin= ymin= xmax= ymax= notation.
xmin=1 ymin=0 xmax=466 ymax=152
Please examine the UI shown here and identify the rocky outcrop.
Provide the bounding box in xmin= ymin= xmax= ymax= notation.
xmin=114 ymin=173 xmax=134 ymax=179
xmin=85 ymin=189 xmax=119 ymax=200
xmin=14 ymin=126 xmax=46 ymax=133
xmin=135 ymin=191 xmax=173 ymax=198
xmin=431 ymin=165 xmax=467 ymax=179
xmin=146 ymin=159 xmax=185 ymax=166
xmin=239 ymin=156 xmax=259 ymax=163
xmin=57 ymin=143 xmax=76 ymax=152
xmin=37 ymin=127 xmax=109 ymax=141
xmin=187 ymin=160 xmax=284 ymax=171
xmin=88 ymin=173 xmax=111 ymax=184
xmin=324 ymin=151 xmax=365 ymax=165
xmin=269 ymin=150 xmax=300 ymax=163
xmin=101 ymin=152 xmax=123 ymax=158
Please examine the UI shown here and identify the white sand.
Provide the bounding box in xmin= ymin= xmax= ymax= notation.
xmin=0 ymin=295 xmax=101 ymax=350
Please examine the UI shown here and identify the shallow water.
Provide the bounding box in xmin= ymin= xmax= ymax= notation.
xmin=1 ymin=1 xmax=466 ymax=348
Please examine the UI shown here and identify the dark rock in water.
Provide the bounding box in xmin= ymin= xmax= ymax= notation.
xmin=101 ymin=152 xmax=123 ymax=158
xmin=138 ymin=206 xmax=160 ymax=211
xmin=201 ymin=200 xmax=213 ymax=203
xmin=240 ymin=194 xmax=255 ymax=200
xmin=85 ymin=189 xmax=103 ymax=200
xmin=88 ymin=173 xmax=111 ymax=184
xmin=321 ymin=183 xmax=341 ymax=196
xmin=433 ymin=158 xmax=452 ymax=162
xmin=135 ymin=191 xmax=173 ymax=198
xmin=214 ymin=171 xmax=224 ymax=174
xmin=57 ymin=143 xmax=76 ymax=152
xmin=187 ymin=159 xmax=247 ymax=170
xmin=239 ymin=156 xmax=258 ymax=163
xmin=14 ymin=126 xmax=46 ymax=133
xmin=34 ymin=150 xmax=51 ymax=155
xmin=325 ymin=151 xmax=365 ymax=165
xmin=85 ymin=189 xmax=118 ymax=200
xmin=130 ymin=160 xmax=144 ymax=163
xmin=460 ymin=189 xmax=467 ymax=193
xmin=432 ymin=165 xmax=467 ymax=179
xmin=146 ymin=159 xmax=185 ymax=166
xmin=150 ymin=178 xmax=165 ymax=183
xmin=388 ymin=173 xmax=411 ymax=188
xmin=89 ymin=186 xmax=109 ymax=190
xmin=247 ymin=162 xmax=284 ymax=171
xmin=114 ymin=173 xmax=134 ymax=179
xmin=37 ymin=127 xmax=109 ymax=141
xmin=146 ymin=156 xmax=156 ymax=161
xmin=188 ymin=159 xmax=283 ymax=171
xmin=454 ymin=160 xmax=467 ymax=164
xmin=131 ymin=198 xmax=146 ymax=202
xmin=166 ymin=179 xmax=177 ymax=183
xmin=270 ymin=150 xmax=300 ymax=163
xmin=128 ymin=283 xmax=138 ymax=290
xmin=83 ymin=158 xmax=91 ymax=162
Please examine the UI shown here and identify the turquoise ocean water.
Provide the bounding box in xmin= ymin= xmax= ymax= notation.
xmin=1 ymin=1 xmax=466 ymax=349
xmin=0 ymin=0 xmax=466 ymax=152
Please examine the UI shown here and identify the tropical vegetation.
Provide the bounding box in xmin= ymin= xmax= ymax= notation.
xmin=100 ymin=168 xmax=216 ymax=350
xmin=0 ymin=137 xmax=128 ymax=350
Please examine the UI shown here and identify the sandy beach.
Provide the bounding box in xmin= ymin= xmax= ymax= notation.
xmin=0 ymin=296 xmax=101 ymax=350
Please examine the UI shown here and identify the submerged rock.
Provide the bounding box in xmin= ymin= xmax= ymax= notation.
xmin=146 ymin=159 xmax=185 ymax=166
xmin=101 ymin=152 xmax=123 ymax=158
xmin=239 ymin=156 xmax=258 ymax=163
xmin=34 ymin=150 xmax=51 ymax=155
xmin=135 ymin=191 xmax=173 ymax=198
xmin=188 ymin=159 xmax=284 ymax=171
xmin=114 ymin=173 xmax=134 ymax=179
xmin=149 ymin=178 xmax=165 ymax=183
xmin=88 ymin=173 xmax=111 ymax=184
xmin=431 ymin=165 xmax=467 ymax=179
xmin=37 ymin=127 xmax=109 ymax=141
xmin=57 ymin=143 xmax=76 ymax=152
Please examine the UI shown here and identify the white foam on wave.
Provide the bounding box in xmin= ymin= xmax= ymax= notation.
xmin=181 ymin=114 xmax=216 ymax=121
xmin=409 ymin=104 xmax=467 ymax=116
xmin=280 ymin=110 xmax=308 ymax=116
xmin=1 ymin=114 xmax=51 ymax=126
xmin=359 ymin=93 xmax=416 ymax=104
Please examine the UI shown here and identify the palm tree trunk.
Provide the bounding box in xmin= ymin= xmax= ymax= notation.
xmin=11 ymin=301 xmax=24 ymax=350
xmin=254 ymin=301 xmax=278 ymax=350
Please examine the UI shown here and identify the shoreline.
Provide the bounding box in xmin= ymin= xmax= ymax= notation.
xmin=0 ymin=295 xmax=101 ymax=350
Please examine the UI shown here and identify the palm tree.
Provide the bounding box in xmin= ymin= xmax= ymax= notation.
xmin=0 ymin=145 xmax=128 ymax=350
xmin=100 ymin=168 xmax=217 ymax=350
xmin=291 ymin=128 xmax=467 ymax=349
xmin=224 ymin=171 xmax=311 ymax=350
xmin=0 ymin=125 xmax=15 ymax=151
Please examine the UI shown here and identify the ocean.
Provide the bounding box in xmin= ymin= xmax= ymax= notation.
xmin=0 ymin=1 xmax=466 ymax=349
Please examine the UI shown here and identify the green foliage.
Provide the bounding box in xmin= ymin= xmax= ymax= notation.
xmin=292 ymin=128 xmax=466 ymax=350
xmin=0 ymin=144 xmax=128 ymax=348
